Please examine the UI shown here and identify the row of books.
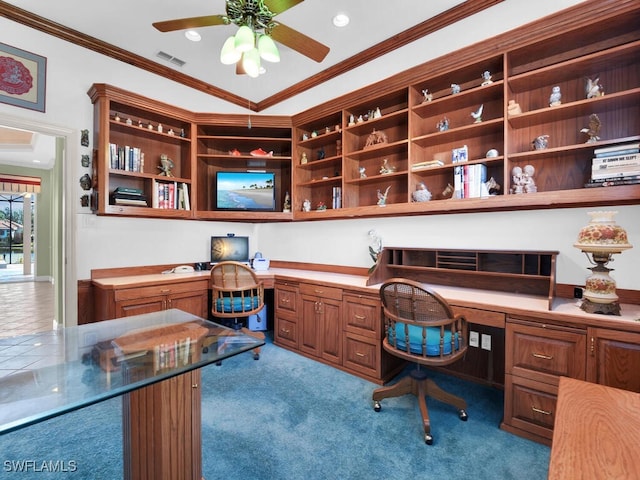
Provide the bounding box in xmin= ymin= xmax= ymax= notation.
xmin=586 ymin=142 xmax=640 ymax=187
xmin=454 ymin=163 xmax=488 ymax=199
xmin=331 ymin=186 xmax=342 ymax=209
xmin=152 ymin=180 xmax=191 ymax=210
xmin=153 ymin=338 xmax=193 ymax=371
xmin=110 ymin=187 xmax=148 ymax=207
xmin=109 ymin=143 xmax=144 ymax=173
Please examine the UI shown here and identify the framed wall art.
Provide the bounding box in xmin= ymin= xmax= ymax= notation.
xmin=0 ymin=42 xmax=47 ymax=112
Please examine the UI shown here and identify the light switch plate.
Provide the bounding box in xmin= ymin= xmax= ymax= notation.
xmin=481 ymin=333 xmax=491 ymax=351
xmin=469 ymin=331 xmax=479 ymax=348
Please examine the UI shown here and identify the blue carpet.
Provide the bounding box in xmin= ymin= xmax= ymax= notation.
xmin=0 ymin=335 xmax=549 ymax=479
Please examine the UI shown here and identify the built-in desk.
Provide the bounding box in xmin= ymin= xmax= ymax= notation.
xmin=549 ymin=377 xmax=640 ymax=479
xmin=89 ymin=266 xmax=640 ymax=445
xmin=0 ymin=309 xmax=264 ymax=480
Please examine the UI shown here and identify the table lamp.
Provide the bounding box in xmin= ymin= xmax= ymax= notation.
xmin=574 ymin=211 xmax=633 ymax=315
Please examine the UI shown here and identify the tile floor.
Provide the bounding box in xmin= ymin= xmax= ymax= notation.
xmin=0 ymin=274 xmax=58 ymax=379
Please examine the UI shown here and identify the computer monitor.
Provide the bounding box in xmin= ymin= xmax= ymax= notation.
xmin=210 ymin=236 xmax=250 ymax=264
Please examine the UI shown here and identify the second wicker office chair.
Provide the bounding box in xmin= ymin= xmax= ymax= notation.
xmin=373 ymin=278 xmax=469 ymax=444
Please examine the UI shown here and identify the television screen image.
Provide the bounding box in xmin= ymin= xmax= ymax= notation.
xmin=216 ymin=171 xmax=276 ymax=211
xmin=210 ymin=236 xmax=250 ymax=264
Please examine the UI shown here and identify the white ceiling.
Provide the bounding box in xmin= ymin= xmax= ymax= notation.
xmin=1 ymin=0 xmax=466 ymax=104
xmin=0 ymin=126 xmax=56 ymax=170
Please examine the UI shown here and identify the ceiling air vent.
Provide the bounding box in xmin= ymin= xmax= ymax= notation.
xmin=156 ymin=51 xmax=186 ymax=67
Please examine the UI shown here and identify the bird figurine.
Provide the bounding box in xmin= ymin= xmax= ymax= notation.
xmin=377 ymin=186 xmax=391 ymax=206
xmin=580 ymin=113 xmax=601 ymax=143
xmin=585 ymin=76 xmax=604 ymax=99
xmin=471 ymin=104 xmax=484 ymax=123
xmin=158 ymin=154 xmax=174 ymax=176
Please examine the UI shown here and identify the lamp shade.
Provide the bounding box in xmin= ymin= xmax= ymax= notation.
xmin=234 ymin=25 xmax=255 ymax=52
xmin=574 ymin=211 xmax=633 ymax=254
xmin=258 ymin=34 xmax=280 ymax=63
xmin=220 ymin=36 xmax=241 ymax=65
xmin=242 ymin=48 xmax=261 ymax=78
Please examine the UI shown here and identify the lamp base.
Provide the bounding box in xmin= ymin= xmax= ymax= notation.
xmin=580 ymin=298 xmax=621 ymax=316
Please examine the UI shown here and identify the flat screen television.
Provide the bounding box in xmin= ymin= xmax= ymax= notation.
xmin=216 ymin=171 xmax=276 ymax=211
xmin=210 ymin=236 xmax=250 ymax=264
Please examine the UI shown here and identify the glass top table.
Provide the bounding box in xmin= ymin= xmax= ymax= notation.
xmin=0 ymin=308 xmax=264 ymax=435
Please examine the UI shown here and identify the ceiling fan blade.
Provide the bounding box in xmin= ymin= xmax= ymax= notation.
xmin=152 ymin=15 xmax=226 ymax=33
xmin=265 ymin=0 xmax=304 ymax=15
xmin=270 ymin=22 xmax=329 ymax=63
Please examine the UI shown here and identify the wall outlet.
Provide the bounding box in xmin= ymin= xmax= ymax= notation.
xmin=469 ymin=331 xmax=479 ymax=348
xmin=573 ymin=286 xmax=584 ymax=299
xmin=481 ymin=333 xmax=492 ymax=351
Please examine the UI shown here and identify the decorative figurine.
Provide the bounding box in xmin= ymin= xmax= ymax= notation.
xmin=81 ymin=154 xmax=90 ymax=167
xmin=311 ymin=130 xmax=318 ymax=138
xmin=167 ymin=129 xmax=175 ymax=136
xmin=511 ymin=166 xmax=525 ymax=194
xmin=379 ymin=158 xmax=396 ymax=174
xmin=114 ymin=113 xmax=121 ymax=122
xmin=229 ymin=148 xmax=241 ymax=156
xmin=80 ymin=194 xmax=90 ymax=207
xmin=549 ymin=86 xmax=562 ymax=106
xmin=436 ymin=116 xmax=450 ymax=132
xmin=364 ymin=129 xmax=388 ymax=148
xmin=359 ymin=167 xmax=367 ymax=178
xmin=507 ymin=99 xmax=522 ymax=116
xmin=580 ymin=113 xmax=602 ymax=143
xmin=481 ymin=70 xmax=493 ymax=86
xmin=585 ymin=76 xmax=604 ymax=99
xmin=300 ymin=152 xmax=308 ymax=164
xmin=250 ymin=148 xmax=274 ymax=157
xmin=316 ymin=201 xmax=327 ymax=211
xmin=158 ymin=154 xmax=174 ymax=176
xmin=486 ymin=148 xmax=499 ymax=158
xmin=302 ymin=133 xmax=309 ymax=140
xmin=532 ymin=134 xmax=549 ymax=150
xmin=147 ymin=123 xmax=154 ymax=130
xmin=356 ymin=115 xmax=364 ymax=124
xmin=451 ymin=83 xmax=461 ymax=94
xmin=157 ymin=123 xmax=163 ymax=133
xmin=441 ymin=183 xmax=454 ymax=199
xmin=422 ymin=89 xmax=433 ymax=103
xmin=377 ymin=186 xmax=391 ymax=206
xmin=317 ymin=148 xmax=325 ymax=160
xmin=412 ymin=183 xmax=432 ymax=202
xmin=373 ymin=107 xmax=382 ymax=119
xmin=302 ymin=199 xmax=311 ymax=212
xmin=523 ymin=164 xmax=537 ymax=193
xmin=180 ymin=129 xmax=185 ymax=138
xmin=283 ymin=192 xmax=291 ymax=212
xmin=79 ymin=174 xmax=92 ymax=191
xmin=471 ymin=104 xmax=484 ymax=123
xmin=348 ymin=114 xmax=355 ymax=126
xmin=138 ymin=120 xmax=143 ymax=128
xmin=126 ymin=118 xmax=133 ymax=126
xmin=485 ymin=177 xmax=501 ymax=195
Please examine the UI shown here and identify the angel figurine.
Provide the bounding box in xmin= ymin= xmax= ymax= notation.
xmin=580 ymin=113 xmax=601 ymax=143
xmin=377 ymin=186 xmax=391 ymax=206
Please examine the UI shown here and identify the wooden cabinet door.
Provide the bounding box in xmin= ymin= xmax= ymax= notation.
xmin=117 ymin=296 xmax=166 ymax=317
xmin=168 ymin=290 xmax=208 ymax=319
xmin=320 ymin=297 xmax=342 ymax=364
xmin=587 ymin=328 xmax=640 ymax=393
xmin=300 ymin=294 xmax=321 ymax=357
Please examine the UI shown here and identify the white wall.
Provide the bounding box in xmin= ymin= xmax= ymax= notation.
xmin=0 ymin=0 xmax=637 ymax=327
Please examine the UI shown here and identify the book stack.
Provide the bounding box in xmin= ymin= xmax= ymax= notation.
xmin=451 ymin=145 xmax=488 ymax=199
xmin=586 ymin=143 xmax=640 ymax=188
xmin=152 ymin=180 xmax=190 ymax=210
xmin=332 ymin=186 xmax=342 ymax=209
xmin=109 ymin=143 xmax=144 ymax=172
xmin=110 ymin=187 xmax=148 ymax=207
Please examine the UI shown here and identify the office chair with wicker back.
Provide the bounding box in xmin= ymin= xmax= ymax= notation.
xmin=373 ymin=278 xmax=468 ymax=444
xmin=210 ymin=261 xmax=265 ymax=360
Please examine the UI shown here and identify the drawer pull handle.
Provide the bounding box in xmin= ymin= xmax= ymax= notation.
xmin=160 ymin=289 xmax=171 ymax=293
xmin=531 ymin=353 xmax=553 ymax=360
xmin=280 ymin=328 xmax=290 ymax=334
xmin=192 ymin=383 xmax=199 ymax=389
xmin=354 ymin=314 xmax=366 ymax=320
xmin=531 ymin=406 xmax=552 ymax=416
xmin=356 ymin=352 xmax=366 ymax=357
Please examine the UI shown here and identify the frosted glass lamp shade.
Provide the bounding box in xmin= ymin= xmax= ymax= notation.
xmin=220 ymin=36 xmax=241 ymax=65
xmin=258 ymin=34 xmax=280 ymax=63
xmin=234 ymin=25 xmax=255 ymax=52
xmin=242 ymin=48 xmax=261 ymax=78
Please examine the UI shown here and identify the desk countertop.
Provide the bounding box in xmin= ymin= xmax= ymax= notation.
xmin=548 ymin=377 xmax=640 ymax=480
xmin=92 ymin=267 xmax=640 ymax=332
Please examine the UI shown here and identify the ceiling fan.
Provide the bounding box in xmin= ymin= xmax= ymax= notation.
xmin=152 ymin=0 xmax=330 ymax=64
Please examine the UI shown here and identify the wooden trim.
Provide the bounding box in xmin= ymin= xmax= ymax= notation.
xmin=557 ymin=284 xmax=640 ymax=306
xmin=268 ymin=260 xmax=369 ymax=276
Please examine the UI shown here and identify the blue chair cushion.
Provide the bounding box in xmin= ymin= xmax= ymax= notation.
xmin=215 ymin=296 xmax=260 ymax=313
xmin=388 ymin=322 xmax=458 ymax=356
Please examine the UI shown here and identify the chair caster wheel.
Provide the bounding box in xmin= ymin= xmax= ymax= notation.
xmin=458 ymin=409 xmax=468 ymax=421
xmin=425 ymin=433 xmax=433 ymax=445
xmin=253 ymin=353 xmax=260 ymax=360
xmin=373 ymin=401 xmax=381 ymax=412
xmin=215 ymin=361 xmax=222 ymax=366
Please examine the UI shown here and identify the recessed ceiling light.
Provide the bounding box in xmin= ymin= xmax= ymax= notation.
xmin=333 ymin=13 xmax=350 ymax=28
xmin=185 ymin=30 xmax=201 ymax=42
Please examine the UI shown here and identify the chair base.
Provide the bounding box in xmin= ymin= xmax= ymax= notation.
xmin=372 ymin=368 xmax=468 ymax=444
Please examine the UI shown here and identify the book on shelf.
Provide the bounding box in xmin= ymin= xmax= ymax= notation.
xmin=452 ymin=145 xmax=468 ymax=163
xmin=411 ymin=159 xmax=444 ymax=171
xmin=585 ymin=176 xmax=640 ymax=188
xmin=593 ymin=142 xmax=640 ymax=157
xmin=592 ymin=153 xmax=640 ymax=166
xmin=591 ymin=165 xmax=640 ymax=180
xmin=332 ymin=186 xmax=342 ymax=209
xmin=113 ymin=197 xmax=148 ymax=206
xmin=109 ymin=143 xmax=144 ymax=172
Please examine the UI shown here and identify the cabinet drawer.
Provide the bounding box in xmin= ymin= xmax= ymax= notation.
xmin=343 ymin=333 xmax=379 ymax=378
xmin=114 ymin=279 xmax=208 ymax=302
xmin=507 ymin=320 xmax=586 ymax=385
xmin=299 ymin=283 xmax=342 ymax=301
xmin=275 ymin=283 xmax=298 ymax=314
xmin=275 ymin=316 xmax=298 ymax=350
xmin=504 ymin=374 xmax=557 ymax=442
xmin=452 ymin=306 xmax=505 ymax=328
xmin=343 ymin=294 xmax=381 ymax=338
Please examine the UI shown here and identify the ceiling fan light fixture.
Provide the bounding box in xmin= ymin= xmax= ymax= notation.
xmin=220 ymin=36 xmax=242 ymax=64
xmin=332 ymin=13 xmax=350 ymax=28
xmin=234 ymin=25 xmax=255 ymax=52
xmin=184 ymin=30 xmax=201 ymax=42
xmin=257 ymin=34 xmax=280 ymax=63
xmin=242 ymin=48 xmax=261 ymax=78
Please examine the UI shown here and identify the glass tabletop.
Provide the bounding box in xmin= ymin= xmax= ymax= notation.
xmin=0 ymin=309 xmax=264 ymax=435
